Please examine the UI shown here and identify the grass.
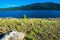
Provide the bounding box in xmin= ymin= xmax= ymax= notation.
xmin=0 ymin=18 xmax=60 ymax=40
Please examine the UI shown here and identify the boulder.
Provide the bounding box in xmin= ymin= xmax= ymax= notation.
xmin=1 ymin=30 xmax=25 ymax=40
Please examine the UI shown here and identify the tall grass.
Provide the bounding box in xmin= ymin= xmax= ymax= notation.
xmin=0 ymin=18 xmax=60 ymax=40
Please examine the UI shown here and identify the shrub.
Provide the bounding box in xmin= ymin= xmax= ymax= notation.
xmin=22 ymin=15 xmax=27 ymax=19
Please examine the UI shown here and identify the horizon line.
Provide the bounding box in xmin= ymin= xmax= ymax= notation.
xmin=0 ymin=2 xmax=60 ymax=8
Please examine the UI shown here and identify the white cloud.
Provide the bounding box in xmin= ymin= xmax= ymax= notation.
xmin=6 ymin=4 xmax=16 ymax=7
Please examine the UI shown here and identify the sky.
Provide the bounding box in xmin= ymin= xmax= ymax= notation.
xmin=0 ymin=0 xmax=60 ymax=8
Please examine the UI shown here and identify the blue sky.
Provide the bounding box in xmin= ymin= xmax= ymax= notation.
xmin=0 ymin=0 xmax=60 ymax=8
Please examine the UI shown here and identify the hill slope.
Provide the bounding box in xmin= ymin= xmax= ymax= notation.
xmin=6 ymin=2 xmax=60 ymax=10
xmin=19 ymin=2 xmax=60 ymax=10
xmin=1 ymin=2 xmax=60 ymax=10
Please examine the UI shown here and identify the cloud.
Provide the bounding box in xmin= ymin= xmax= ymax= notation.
xmin=6 ymin=4 xmax=16 ymax=7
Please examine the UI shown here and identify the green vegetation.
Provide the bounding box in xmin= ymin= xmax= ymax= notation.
xmin=22 ymin=15 xmax=27 ymax=19
xmin=0 ymin=18 xmax=60 ymax=40
xmin=1 ymin=2 xmax=60 ymax=10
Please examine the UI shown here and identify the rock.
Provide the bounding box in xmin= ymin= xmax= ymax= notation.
xmin=1 ymin=30 xmax=25 ymax=40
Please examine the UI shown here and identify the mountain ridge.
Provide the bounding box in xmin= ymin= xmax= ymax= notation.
xmin=1 ymin=2 xmax=60 ymax=10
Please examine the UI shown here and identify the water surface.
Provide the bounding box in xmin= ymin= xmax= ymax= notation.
xmin=0 ymin=10 xmax=60 ymax=18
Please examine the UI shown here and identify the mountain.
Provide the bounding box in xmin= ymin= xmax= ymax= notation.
xmin=18 ymin=2 xmax=60 ymax=10
xmin=1 ymin=2 xmax=60 ymax=10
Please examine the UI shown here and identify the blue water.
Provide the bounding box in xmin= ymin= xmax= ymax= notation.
xmin=0 ymin=10 xmax=60 ymax=18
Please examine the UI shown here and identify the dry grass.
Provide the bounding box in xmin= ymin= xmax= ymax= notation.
xmin=0 ymin=18 xmax=60 ymax=40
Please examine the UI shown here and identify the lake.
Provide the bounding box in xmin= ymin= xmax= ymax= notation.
xmin=0 ymin=10 xmax=60 ymax=18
